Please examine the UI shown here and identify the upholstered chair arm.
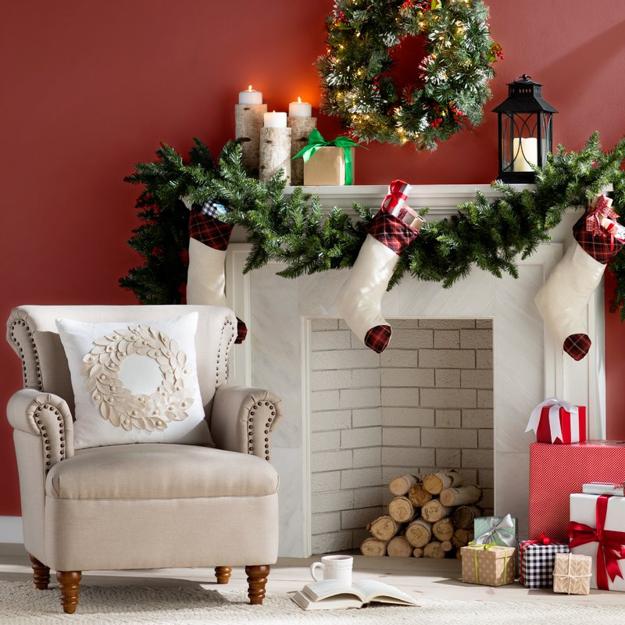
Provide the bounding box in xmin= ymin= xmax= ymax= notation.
xmin=210 ymin=386 xmax=282 ymax=461
xmin=7 ymin=389 xmax=74 ymax=471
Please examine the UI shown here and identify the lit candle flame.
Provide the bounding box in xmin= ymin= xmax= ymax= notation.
xmin=297 ymin=96 xmax=302 ymax=103
xmin=247 ymin=85 xmax=253 ymax=92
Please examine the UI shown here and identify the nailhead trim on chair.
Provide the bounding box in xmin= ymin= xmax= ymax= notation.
xmin=30 ymin=402 xmax=67 ymax=471
xmin=247 ymin=400 xmax=277 ymax=461
xmin=7 ymin=314 xmax=43 ymax=390
xmin=215 ymin=317 xmax=236 ymax=388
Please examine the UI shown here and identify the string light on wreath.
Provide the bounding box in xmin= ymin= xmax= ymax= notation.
xmin=318 ymin=0 xmax=500 ymax=149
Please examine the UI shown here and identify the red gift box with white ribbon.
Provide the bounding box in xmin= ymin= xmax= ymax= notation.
xmin=526 ymin=398 xmax=587 ymax=444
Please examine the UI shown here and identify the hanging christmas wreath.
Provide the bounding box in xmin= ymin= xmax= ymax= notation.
xmin=318 ymin=0 xmax=502 ymax=148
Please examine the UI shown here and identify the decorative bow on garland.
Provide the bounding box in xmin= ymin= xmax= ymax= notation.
xmin=586 ymin=195 xmax=625 ymax=251
xmin=473 ymin=514 xmax=517 ymax=547
xmin=569 ymin=494 xmax=625 ymax=590
xmin=382 ymin=180 xmax=411 ymax=214
xmin=293 ymin=128 xmax=360 ymax=185
xmin=526 ymin=397 xmax=579 ymax=444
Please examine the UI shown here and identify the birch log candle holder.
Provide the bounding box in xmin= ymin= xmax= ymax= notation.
xmin=288 ymin=116 xmax=317 ymax=186
xmin=259 ymin=111 xmax=291 ymax=183
xmin=287 ymin=97 xmax=315 ymax=186
xmin=235 ymin=86 xmax=267 ymax=175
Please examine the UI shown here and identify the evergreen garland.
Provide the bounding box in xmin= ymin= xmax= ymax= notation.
xmin=122 ymin=133 xmax=625 ymax=318
xmin=318 ymin=0 xmax=502 ymax=148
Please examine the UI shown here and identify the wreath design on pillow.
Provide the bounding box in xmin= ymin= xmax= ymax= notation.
xmin=83 ymin=325 xmax=195 ymax=432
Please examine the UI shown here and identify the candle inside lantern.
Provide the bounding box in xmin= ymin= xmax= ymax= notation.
xmin=239 ymin=85 xmax=263 ymax=105
xmin=288 ymin=96 xmax=312 ymax=118
xmin=263 ymin=110 xmax=287 ymax=128
xmin=512 ymin=137 xmax=538 ymax=172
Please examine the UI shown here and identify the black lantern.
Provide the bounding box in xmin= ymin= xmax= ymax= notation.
xmin=493 ymin=75 xmax=557 ymax=183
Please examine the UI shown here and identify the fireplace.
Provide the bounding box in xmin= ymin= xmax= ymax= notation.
xmin=309 ymin=318 xmax=494 ymax=554
xmin=224 ymin=184 xmax=606 ymax=557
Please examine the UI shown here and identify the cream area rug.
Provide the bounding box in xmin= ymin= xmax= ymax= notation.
xmin=0 ymin=580 xmax=624 ymax=625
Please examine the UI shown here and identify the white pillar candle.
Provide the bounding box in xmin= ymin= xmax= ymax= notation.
xmin=264 ymin=110 xmax=287 ymax=128
xmin=239 ymin=85 xmax=263 ymax=105
xmin=288 ymin=96 xmax=312 ymax=118
xmin=512 ymin=137 xmax=538 ymax=172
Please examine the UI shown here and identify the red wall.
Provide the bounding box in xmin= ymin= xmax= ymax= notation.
xmin=2 ymin=1 xmax=625 ymax=515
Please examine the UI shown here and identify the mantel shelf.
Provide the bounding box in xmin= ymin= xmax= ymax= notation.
xmin=284 ymin=183 xmax=534 ymax=217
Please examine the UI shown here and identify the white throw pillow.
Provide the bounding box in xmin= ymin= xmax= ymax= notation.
xmin=56 ymin=313 xmax=212 ymax=449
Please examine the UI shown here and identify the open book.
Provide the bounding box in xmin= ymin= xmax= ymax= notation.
xmin=291 ymin=579 xmax=418 ymax=610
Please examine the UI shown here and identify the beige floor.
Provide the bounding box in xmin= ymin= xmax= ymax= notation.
xmin=0 ymin=547 xmax=622 ymax=608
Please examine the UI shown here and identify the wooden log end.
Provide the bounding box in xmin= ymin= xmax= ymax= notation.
xmin=389 ymin=474 xmax=418 ymax=497
xmin=387 ymin=536 xmax=413 ymax=558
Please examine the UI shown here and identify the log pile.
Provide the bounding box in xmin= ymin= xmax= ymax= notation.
xmin=360 ymin=471 xmax=482 ymax=559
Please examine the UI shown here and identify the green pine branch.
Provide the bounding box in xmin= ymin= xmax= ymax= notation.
xmin=121 ymin=133 xmax=625 ymax=320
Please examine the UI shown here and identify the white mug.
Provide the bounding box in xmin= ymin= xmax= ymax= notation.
xmin=310 ymin=555 xmax=353 ymax=585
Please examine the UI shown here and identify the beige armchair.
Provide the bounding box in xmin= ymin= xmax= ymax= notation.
xmin=6 ymin=305 xmax=282 ymax=614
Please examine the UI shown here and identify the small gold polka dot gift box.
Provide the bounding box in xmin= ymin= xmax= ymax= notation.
xmin=553 ymin=553 xmax=592 ymax=595
xmin=461 ymin=544 xmax=516 ymax=586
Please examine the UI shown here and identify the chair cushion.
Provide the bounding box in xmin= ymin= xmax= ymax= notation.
xmin=45 ymin=444 xmax=279 ymax=500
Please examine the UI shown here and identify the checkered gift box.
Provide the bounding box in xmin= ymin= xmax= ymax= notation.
xmin=519 ymin=539 xmax=569 ymax=588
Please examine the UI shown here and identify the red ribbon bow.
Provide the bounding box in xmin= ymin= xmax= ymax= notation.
xmin=381 ymin=179 xmax=410 ymax=215
xmin=568 ymin=494 xmax=625 ymax=590
xmin=526 ymin=533 xmax=557 ymax=546
xmin=586 ymin=195 xmax=621 ymax=250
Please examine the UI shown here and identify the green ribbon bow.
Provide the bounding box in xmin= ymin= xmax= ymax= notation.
xmin=473 ymin=514 xmax=517 ymax=548
xmin=292 ymin=128 xmax=359 ymax=185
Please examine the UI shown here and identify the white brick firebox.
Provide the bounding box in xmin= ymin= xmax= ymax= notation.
xmin=309 ymin=318 xmax=494 ymax=554
xmin=225 ymin=185 xmax=606 ymax=557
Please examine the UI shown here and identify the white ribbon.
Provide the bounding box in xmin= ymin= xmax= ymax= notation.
xmin=526 ymin=397 xmax=580 ymax=443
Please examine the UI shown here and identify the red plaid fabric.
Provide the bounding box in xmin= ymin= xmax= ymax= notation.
xmin=235 ymin=318 xmax=247 ymax=344
xmin=368 ymin=211 xmax=419 ymax=255
xmin=573 ymin=214 xmax=623 ymax=264
xmin=563 ymin=333 xmax=592 ymax=361
xmin=364 ymin=325 xmax=392 ymax=353
xmin=189 ymin=210 xmax=233 ymax=251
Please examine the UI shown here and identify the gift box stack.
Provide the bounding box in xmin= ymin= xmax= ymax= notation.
xmin=523 ymin=397 xmax=625 ymax=594
xmin=461 ymin=514 xmax=518 ymax=587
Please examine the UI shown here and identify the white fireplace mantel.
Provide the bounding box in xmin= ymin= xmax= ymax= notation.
xmin=227 ymin=184 xmax=606 ymax=557
xmin=283 ymin=183 xmax=535 ymax=217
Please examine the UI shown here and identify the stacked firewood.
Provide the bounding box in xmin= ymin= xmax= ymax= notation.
xmin=360 ymin=471 xmax=482 ymax=559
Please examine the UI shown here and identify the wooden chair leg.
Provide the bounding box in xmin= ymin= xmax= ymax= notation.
xmin=245 ymin=565 xmax=270 ymax=605
xmin=215 ymin=566 xmax=232 ymax=584
xmin=56 ymin=571 xmax=81 ymax=614
xmin=28 ymin=554 xmax=50 ymax=590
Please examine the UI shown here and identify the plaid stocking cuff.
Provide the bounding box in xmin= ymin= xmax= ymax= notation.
xmin=189 ymin=210 xmax=233 ymax=251
xmin=368 ymin=211 xmax=419 ymax=255
xmin=573 ymin=214 xmax=624 ymax=264
xmin=563 ymin=333 xmax=592 ymax=361
xmin=364 ymin=325 xmax=392 ymax=353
